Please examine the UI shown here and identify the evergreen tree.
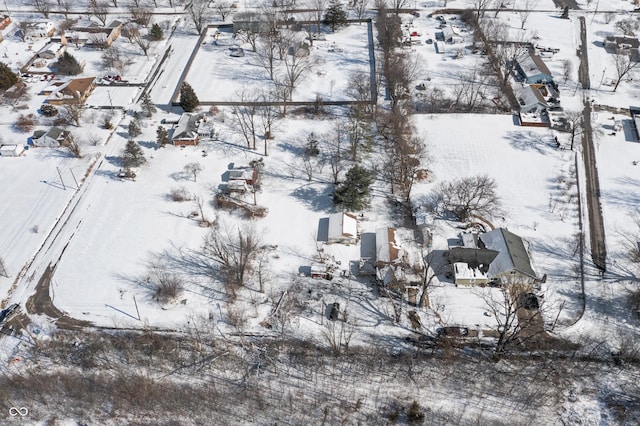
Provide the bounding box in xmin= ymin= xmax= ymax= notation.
xmin=323 ymin=0 xmax=348 ymax=32
xmin=156 ymin=125 xmax=169 ymax=147
xmin=332 ymin=165 xmax=373 ymax=211
xmin=122 ymin=140 xmax=146 ymax=169
xmin=55 ymin=52 xmax=84 ymax=75
xmin=128 ymin=119 xmax=142 ymax=137
xmin=140 ymin=92 xmax=157 ymax=117
xmin=0 ymin=62 xmax=18 ymax=90
xmin=150 ymin=23 xmax=164 ymax=40
xmin=179 ymin=82 xmax=200 ymax=112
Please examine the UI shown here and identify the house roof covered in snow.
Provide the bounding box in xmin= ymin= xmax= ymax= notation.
xmin=172 ymin=113 xmax=200 ymax=141
xmin=328 ymin=212 xmax=357 ymax=241
xmin=376 ymin=227 xmax=400 ymax=264
xmin=517 ymin=51 xmax=552 ymax=82
xmin=479 ymin=228 xmax=536 ymax=280
xmin=518 ymin=85 xmax=548 ymax=112
xmin=42 ymin=77 xmax=96 ymax=104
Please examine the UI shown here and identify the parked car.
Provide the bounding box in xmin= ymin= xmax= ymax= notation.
xmin=328 ymin=302 xmax=340 ymax=321
xmin=519 ymin=293 xmax=539 ymax=310
xmin=0 ymin=304 xmax=21 ymax=325
xmin=436 ymin=326 xmax=469 ymax=337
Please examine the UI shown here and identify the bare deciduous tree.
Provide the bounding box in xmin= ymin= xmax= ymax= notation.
xmin=0 ymin=257 xmax=8 ymax=277
xmin=562 ymin=59 xmax=572 ymax=83
xmin=193 ymin=194 xmax=212 ymax=226
xmin=18 ymin=21 xmax=32 ymax=42
xmin=201 ymin=223 xmax=264 ymax=300
xmin=184 ymin=162 xmax=203 ymax=182
xmin=62 ymin=103 xmax=86 ymax=127
xmin=215 ymin=1 xmax=234 ymax=21
xmin=231 ymin=90 xmax=259 ymax=150
xmin=563 ymin=110 xmax=584 ymax=150
xmin=257 ymin=91 xmax=281 ymax=155
xmin=518 ymin=0 xmax=538 ymax=30
xmin=354 ymin=0 xmax=369 ymax=20
xmin=612 ymin=53 xmax=640 ymax=92
xmin=476 ymin=283 xmax=557 ymax=356
xmin=282 ymin=46 xmax=317 ymax=101
xmin=322 ymin=306 xmax=356 ymax=356
xmin=433 ymin=175 xmax=501 ymax=222
xmin=186 ymin=0 xmax=211 ymax=34
xmin=102 ymin=45 xmax=131 ymax=75
xmin=90 ymin=0 xmax=109 ymax=26
xmin=33 ymin=0 xmax=52 ymax=18
xmin=129 ymin=6 xmax=153 ymax=27
xmin=67 ymin=136 xmax=83 ymax=158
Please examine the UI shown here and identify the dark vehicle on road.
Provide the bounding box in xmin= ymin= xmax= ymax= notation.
xmin=519 ymin=293 xmax=540 ymax=310
xmin=0 ymin=304 xmax=21 ymax=325
xmin=436 ymin=326 xmax=469 ymax=337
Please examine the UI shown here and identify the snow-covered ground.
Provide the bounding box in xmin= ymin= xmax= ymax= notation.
xmin=0 ymin=0 xmax=638 ymax=382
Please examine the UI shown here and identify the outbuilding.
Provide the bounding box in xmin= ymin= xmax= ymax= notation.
xmin=0 ymin=144 xmax=25 ymax=157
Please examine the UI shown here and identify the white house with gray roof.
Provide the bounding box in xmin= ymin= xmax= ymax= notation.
xmin=478 ymin=228 xmax=537 ymax=285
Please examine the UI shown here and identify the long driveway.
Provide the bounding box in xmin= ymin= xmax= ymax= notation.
xmin=578 ymin=16 xmax=606 ymax=272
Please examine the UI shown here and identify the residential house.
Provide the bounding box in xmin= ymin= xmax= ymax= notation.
xmin=69 ymin=20 xmax=124 ymax=47
xmin=32 ymin=127 xmax=73 ymax=148
xmin=327 ymin=212 xmax=358 ymax=244
xmin=0 ymin=144 xmax=24 ymax=157
xmin=29 ymin=21 xmax=55 ymax=38
xmin=41 ymin=77 xmax=96 ymax=105
xmin=517 ymin=85 xmax=548 ymax=113
xmin=441 ymin=25 xmax=463 ymax=44
xmin=447 ymin=234 xmax=499 ymax=286
xmin=478 ymin=228 xmax=537 ymax=285
xmin=172 ymin=113 xmax=201 ymax=146
xmin=37 ymin=42 xmax=65 ymax=60
xmin=0 ymin=15 xmax=11 ymax=31
xmin=604 ymin=35 xmax=640 ymax=60
xmin=515 ymin=51 xmax=553 ymax=84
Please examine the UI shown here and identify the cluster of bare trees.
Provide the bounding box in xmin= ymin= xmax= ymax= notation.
xmin=201 ymin=222 xmax=265 ymax=300
xmin=231 ymin=88 xmax=281 ymax=154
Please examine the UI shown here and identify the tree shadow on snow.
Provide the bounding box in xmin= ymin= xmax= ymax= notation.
xmin=503 ymin=130 xmax=556 ymax=154
xmin=603 ymin=176 xmax=640 ymax=207
xmin=291 ymin=183 xmax=334 ymax=212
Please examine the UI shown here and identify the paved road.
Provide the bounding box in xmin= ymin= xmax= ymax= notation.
xmin=577 ymin=16 xmax=607 ymax=272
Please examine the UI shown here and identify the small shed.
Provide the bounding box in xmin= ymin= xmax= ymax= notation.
xmin=0 ymin=144 xmax=25 ymax=157
xmin=327 ymin=212 xmax=358 ymax=245
xmin=310 ymin=263 xmax=329 ymax=279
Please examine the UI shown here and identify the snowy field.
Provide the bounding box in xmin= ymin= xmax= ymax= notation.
xmin=185 ymin=23 xmax=372 ymax=102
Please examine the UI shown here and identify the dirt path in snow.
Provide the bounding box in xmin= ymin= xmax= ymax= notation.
xmin=26 ymin=264 xmax=93 ymax=330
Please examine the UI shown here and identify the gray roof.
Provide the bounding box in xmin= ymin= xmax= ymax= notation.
xmin=517 ymin=52 xmax=552 ymax=81
xmin=172 ymin=113 xmax=199 ymax=141
xmin=479 ymin=228 xmax=536 ymax=280
xmin=448 ymin=247 xmax=499 ymax=273
xmin=46 ymin=126 xmax=70 ymax=141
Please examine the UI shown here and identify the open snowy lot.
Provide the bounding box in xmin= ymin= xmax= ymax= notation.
xmin=185 ymin=23 xmax=372 ymax=102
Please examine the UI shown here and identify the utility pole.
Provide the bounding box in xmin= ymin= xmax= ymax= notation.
xmin=133 ymin=295 xmax=140 ymax=320
xmin=69 ymin=168 xmax=79 ymax=189
xmin=56 ymin=167 xmax=66 ymax=190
